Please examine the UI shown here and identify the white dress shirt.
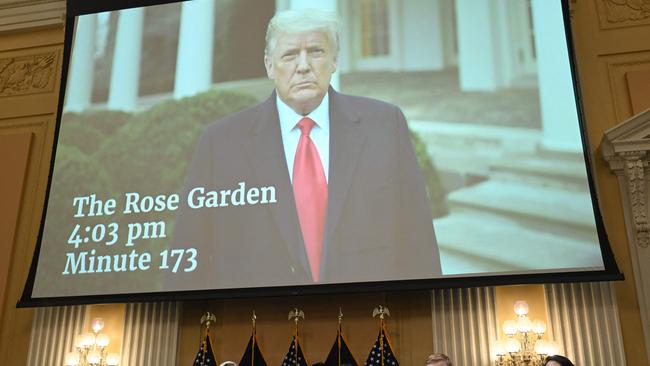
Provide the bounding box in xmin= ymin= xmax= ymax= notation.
xmin=277 ymin=93 xmax=330 ymax=183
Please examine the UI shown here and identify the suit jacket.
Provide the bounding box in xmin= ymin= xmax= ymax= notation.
xmin=171 ymin=88 xmax=441 ymax=290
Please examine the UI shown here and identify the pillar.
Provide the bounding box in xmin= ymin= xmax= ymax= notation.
xmin=107 ymin=7 xmax=144 ymax=111
xmin=456 ymin=0 xmax=526 ymax=92
xmin=402 ymin=0 xmax=446 ymax=71
xmin=531 ymin=0 xmax=582 ymax=152
xmin=64 ymin=14 xmax=96 ymax=113
xmin=174 ymin=0 xmax=215 ymax=99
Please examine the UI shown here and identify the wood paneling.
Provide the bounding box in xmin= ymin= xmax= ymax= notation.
xmin=0 ymin=22 xmax=63 ymax=366
xmin=571 ymin=0 xmax=650 ymax=364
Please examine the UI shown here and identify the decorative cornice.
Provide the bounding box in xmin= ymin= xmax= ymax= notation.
xmin=0 ymin=51 xmax=57 ymax=97
xmin=0 ymin=0 xmax=65 ymax=33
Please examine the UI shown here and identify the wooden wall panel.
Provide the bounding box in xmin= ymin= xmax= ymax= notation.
xmin=0 ymin=131 xmax=31 ymax=322
xmin=178 ymin=291 xmax=433 ymax=366
xmin=626 ymin=69 xmax=650 ymax=114
xmin=570 ymin=0 xmax=650 ymax=364
xmin=0 ymin=22 xmax=63 ymax=366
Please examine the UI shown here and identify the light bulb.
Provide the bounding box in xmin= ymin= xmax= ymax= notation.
xmin=96 ymin=333 xmax=110 ymax=347
xmin=502 ymin=320 xmax=517 ymax=336
xmin=505 ymin=338 xmax=521 ymax=353
xmin=81 ymin=333 xmax=95 ymax=348
xmin=517 ymin=317 xmax=532 ymax=333
xmin=534 ymin=340 xmax=548 ymax=355
xmin=547 ymin=340 xmax=560 ymax=355
xmin=106 ymin=353 xmax=120 ymax=366
xmin=532 ymin=319 xmax=547 ymax=335
xmin=513 ymin=300 xmax=529 ymax=316
xmin=87 ymin=350 xmax=101 ymax=364
xmin=65 ymin=352 xmax=80 ymax=366
xmin=493 ymin=340 xmax=507 ymax=357
xmin=91 ymin=317 xmax=105 ymax=333
xmin=74 ymin=335 xmax=85 ymax=349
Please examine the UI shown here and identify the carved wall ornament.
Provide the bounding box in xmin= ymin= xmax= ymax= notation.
xmin=0 ymin=52 xmax=57 ymax=97
xmin=601 ymin=108 xmax=650 ymax=249
xmin=602 ymin=0 xmax=650 ymax=23
xmin=623 ymin=152 xmax=650 ymax=247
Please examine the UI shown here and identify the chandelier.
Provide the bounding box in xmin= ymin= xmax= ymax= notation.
xmin=65 ymin=318 xmax=120 ymax=366
xmin=494 ymin=301 xmax=559 ymax=366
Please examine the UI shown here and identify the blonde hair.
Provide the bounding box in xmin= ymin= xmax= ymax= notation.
xmin=265 ymin=9 xmax=340 ymax=57
xmin=426 ymin=353 xmax=452 ymax=366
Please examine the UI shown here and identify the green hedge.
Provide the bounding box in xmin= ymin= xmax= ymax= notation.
xmin=410 ymin=131 xmax=448 ymax=218
xmin=51 ymin=89 xmax=446 ymax=232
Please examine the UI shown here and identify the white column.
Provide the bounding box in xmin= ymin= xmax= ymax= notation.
xmin=107 ymin=7 xmax=144 ymax=111
xmin=174 ymin=0 xmax=215 ymax=99
xmin=456 ymin=0 xmax=511 ymax=91
xmin=65 ymin=14 xmax=96 ymax=113
xmin=288 ymin=0 xmax=340 ymax=90
xmin=531 ymin=0 xmax=582 ymax=152
xmin=402 ymin=0 xmax=445 ymax=71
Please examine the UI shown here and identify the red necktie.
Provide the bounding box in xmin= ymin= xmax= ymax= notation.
xmin=292 ymin=117 xmax=328 ymax=282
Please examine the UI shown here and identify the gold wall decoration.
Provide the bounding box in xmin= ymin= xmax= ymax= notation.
xmin=0 ymin=51 xmax=57 ymax=97
xmin=598 ymin=0 xmax=650 ymax=28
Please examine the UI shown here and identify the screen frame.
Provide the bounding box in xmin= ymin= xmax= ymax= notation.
xmin=18 ymin=0 xmax=623 ymax=308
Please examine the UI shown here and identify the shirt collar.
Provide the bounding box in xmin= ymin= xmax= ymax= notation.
xmin=276 ymin=92 xmax=330 ymax=131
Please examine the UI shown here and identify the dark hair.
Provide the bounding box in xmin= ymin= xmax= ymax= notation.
xmin=544 ymin=355 xmax=575 ymax=366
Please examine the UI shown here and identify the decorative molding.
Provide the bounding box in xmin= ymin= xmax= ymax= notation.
xmin=603 ymin=52 xmax=650 ymax=132
xmin=0 ymin=0 xmax=65 ymax=33
xmin=431 ymin=287 xmax=497 ymax=365
xmin=544 ymin=282 xmax=626 ymax=365
xmin=0 ymin=51 xmax=57 ymax=97
xmin=604 ymin=0 xmax=650 ymax=22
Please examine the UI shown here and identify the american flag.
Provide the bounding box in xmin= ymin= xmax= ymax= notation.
xmin=324 ymin=325 xmax=359 ymax=366
xmin=192 ymin=333 xmax=218 ymax=366
xmin=363 ymin=328 xmax=399 ymax=366
xmin=281 ymin=336 xmax=309 ymax=366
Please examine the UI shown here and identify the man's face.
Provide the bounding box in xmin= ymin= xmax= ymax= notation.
xmin=545 ymin=362 xmax=561 ymax=366
xmin=264 ymin=30 xmax=337 ymax=115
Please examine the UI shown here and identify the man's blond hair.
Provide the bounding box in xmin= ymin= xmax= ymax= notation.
xmin=426 ymin=353 xmax=452 ymax=366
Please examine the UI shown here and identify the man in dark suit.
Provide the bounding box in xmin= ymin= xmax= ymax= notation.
xmin=171 ymin=8 xmax=440 ymax=290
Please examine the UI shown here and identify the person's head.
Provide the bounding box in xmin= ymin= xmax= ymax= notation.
xmin=426 ymin=353 xmax=452 ymax=366
xmin=264 ymin=9 xmax=339 ymax=115
xmin=544 ymin=355 xmax=575 ymax=366
xmin=219 ymin=362 xmax=237 ymax=366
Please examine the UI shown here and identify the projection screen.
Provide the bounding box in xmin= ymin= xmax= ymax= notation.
xmin=20 ymin=0 xmax=621 ymax=305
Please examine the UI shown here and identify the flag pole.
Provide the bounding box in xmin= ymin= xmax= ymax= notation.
xmin=200 ymin=312 xmax=217 ymax=366
xmin=372 ymin=306 xmax=390 ymax=366
xmin=338 ymin=307 xmax=343 ymax=366
xmin=288 ymin=308 xmax=305 ymax=366
xmin=251 ymin=311 xmax=256 ymax=366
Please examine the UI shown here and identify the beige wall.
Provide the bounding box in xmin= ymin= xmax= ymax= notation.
xmin=0 ymin=1 xmax=649 ymax=365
